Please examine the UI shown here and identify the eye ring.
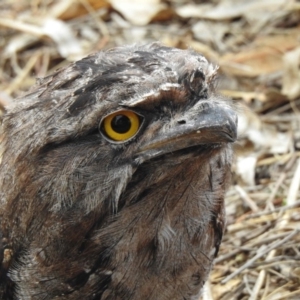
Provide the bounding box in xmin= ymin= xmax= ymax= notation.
xmin=100 ymin=110 xmax=143 ymax=142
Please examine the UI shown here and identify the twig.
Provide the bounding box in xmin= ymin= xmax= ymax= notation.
xmin=221 ymin=229 xmax=299 ymax=284
xmin=235 ymin=185 xmax=259 ymax=212
xmin=202 ymin=280 xmax=213 ymax=300
xmin=5 ymin=53 xmax=41 ymax=95
xmin=264 ymin=154 xmax=297 ymax=209
xmin=287 ymin=158 xmax=300 ymax=206
xmin=249 ymin=249 xmax=276 ymax=300
xmin=79 ymin=0 xmax=109 ymax=37
xmin=0 ymin=18 xmax=44 ymax=37
xmin=246 ymin=200 xmax=300 ymax=219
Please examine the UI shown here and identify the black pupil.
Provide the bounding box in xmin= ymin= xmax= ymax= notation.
xmin=111 ymin=115 xmax=131 ymax=134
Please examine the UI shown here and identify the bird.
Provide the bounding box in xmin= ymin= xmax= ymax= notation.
xmin=0 ymin=43 xmax=237 ymax=300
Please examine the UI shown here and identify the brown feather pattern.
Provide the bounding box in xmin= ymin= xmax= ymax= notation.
xmin=0 ymin=43 xmax=237 ymax=299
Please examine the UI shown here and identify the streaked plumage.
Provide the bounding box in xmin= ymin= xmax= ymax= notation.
xmin=0 ymin=43 xmax=237 ymax=299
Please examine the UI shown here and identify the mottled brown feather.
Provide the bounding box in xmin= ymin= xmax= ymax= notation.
xmin=0 ymin=43 xmax=237 ymax=299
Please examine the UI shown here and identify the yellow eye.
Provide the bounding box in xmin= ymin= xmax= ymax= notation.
xmin=101 ymin=110 xmax=141 ymax=142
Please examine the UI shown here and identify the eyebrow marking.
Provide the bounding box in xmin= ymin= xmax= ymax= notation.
xmin=124 ymin=83 xmax=181 ymax=107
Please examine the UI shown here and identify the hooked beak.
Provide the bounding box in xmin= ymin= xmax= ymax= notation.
xmin=137 ymin=101 xmax=237 ymax=162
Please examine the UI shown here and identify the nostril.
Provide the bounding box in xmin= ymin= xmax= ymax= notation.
xmin=177 ymin=120 xmax=186 ymax=125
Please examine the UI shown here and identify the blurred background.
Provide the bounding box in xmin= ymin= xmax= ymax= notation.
xmin=0 ymin=0 xmax=300 ymax=299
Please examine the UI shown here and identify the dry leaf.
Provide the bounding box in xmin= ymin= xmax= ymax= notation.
xmin=176 ymin=4 xmax=211 ymax=19
xmin=51 ymin=0 xmax=110 ymax=20
xmin=176 ymin=0 xmax=288 ymax=20
xmin=108 ymin=0 xmax=167 ymax=26
xmin=282 ymin=47 xmax=300 ymax=100
xmin=220 ymin=28 xmax=300 ymax=77
xmin=42 ymin=19 xmax=83 ymax=59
